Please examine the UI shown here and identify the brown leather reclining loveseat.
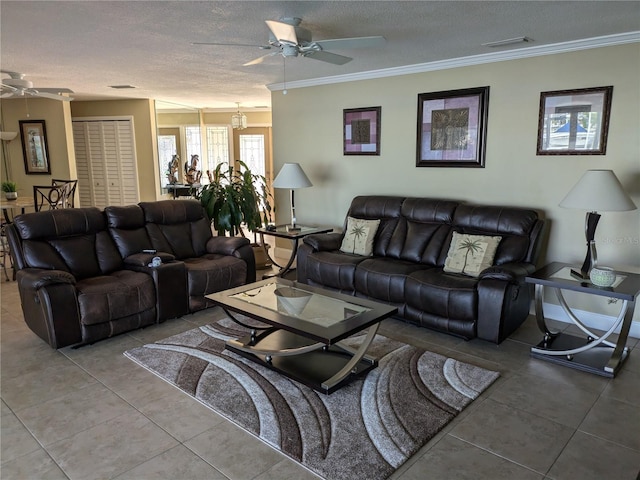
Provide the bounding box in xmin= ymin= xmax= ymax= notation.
xmin=297 ymin=196 xmax=545 ymax=344
xmin=7 ymin=200 xmax=255 ymax=349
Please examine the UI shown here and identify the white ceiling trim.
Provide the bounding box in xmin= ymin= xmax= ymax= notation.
xmin=267 ymin=32 xmax=640 ymax=92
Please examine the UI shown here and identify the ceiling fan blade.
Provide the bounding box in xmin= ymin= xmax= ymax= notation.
xmin=265 ymin=20 xmax=298 ymax=44
xmin=192 ymin=42 xmax=271 ymax=49
xmin=243 ymin=52 xmax=278 ymax=66
xmin=1 ymin=92 xmax=16 ymax=98
xmin=37 ymin=87 xmax=74 ymax=94
xmin=303 ymin=50 xmax=352 ymax=65
xmin=314 ymin=36 xmax=386 ymax=50
xmin=30 ymin=91 xmax=73 ymax=101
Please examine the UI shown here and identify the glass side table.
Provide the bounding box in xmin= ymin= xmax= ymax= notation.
xmin=525 ymin=262 xmax=640 ymax=377
xmin=256 ymin=225 xmax=332 ymax=279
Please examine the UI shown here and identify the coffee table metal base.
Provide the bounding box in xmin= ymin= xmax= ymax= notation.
xmin=226 ymin=324 xmax=379 ymax=394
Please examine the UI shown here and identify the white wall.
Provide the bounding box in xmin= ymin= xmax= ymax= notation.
xmin=271 ymin=43 xmax=640 ymax=329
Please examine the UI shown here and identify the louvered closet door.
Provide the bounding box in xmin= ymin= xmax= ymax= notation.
xmin=72 ymin=119 xmax=140 ymax=208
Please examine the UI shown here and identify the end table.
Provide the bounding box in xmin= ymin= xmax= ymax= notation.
xmin=525 ymin=262 xmax=640 ymax=377
xmin=256 ymin=225 xmax=332 ymax=279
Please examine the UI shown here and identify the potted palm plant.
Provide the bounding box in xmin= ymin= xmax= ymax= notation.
xmin=199 ymin=161 xmax=274 ymax=266
xmin=2 ymin=181 xmax=18 ymax=200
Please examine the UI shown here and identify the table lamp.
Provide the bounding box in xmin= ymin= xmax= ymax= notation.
xmin=272 ymin=163 xmax=312 ymax=232
xmin=559 ymin=169 xmax=636 ymax=280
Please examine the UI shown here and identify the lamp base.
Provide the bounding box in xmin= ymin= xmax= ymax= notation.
xmin=287 ymin=226 xmax=301 ymax=233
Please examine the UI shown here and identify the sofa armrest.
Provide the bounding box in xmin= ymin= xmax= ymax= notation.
xmin=206 ymin=236 xmax=250 ymax=255
xmin=16 ymin=269 xmax=81 ymax=349
xmin=18 ymin=268 xmax=76 ymax=289
xmin=479 ymin=262 xmax=536 ymax=283
xmin=303 ymin=233 xmax=343 ymax=252
xmin=123 ymin=252 xmax=175 ymax=267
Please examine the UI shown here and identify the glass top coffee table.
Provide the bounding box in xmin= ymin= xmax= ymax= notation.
xmin=206 ymin=278 xmax=397 ymax=394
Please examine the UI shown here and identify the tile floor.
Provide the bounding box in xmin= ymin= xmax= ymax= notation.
xmin=1 ymin=267 xmax=639 ymax=480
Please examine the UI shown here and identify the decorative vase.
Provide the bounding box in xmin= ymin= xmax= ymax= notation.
xmin=4 ymin=192 xmax=17 ymax=200
xmin=590 ymin=267 xmax=616 ymax=287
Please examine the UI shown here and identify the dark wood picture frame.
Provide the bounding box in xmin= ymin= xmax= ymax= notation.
xmin=416 ymin=86 xmax=489 ymax=168
xmin=536 ymin=86 xmax=613 ymax=155
xmin=343 ymin=106 xmax=381 ymax=155
xmin=19 ymin=119 xmax=51 ymax=174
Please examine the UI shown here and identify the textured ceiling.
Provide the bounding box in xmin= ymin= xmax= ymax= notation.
xmin=1 ymin=1 xmax=639 ymax=110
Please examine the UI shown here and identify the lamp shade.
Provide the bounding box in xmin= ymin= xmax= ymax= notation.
xmin=559 ymin=169 xmax=636 ymax=212
xmin=272 ymin=163 xmax=312 ymax=189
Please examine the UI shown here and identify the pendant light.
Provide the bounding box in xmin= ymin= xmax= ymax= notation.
xmin=231 ymin=102 xmax=247 ymax=130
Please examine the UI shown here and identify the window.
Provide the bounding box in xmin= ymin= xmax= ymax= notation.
xmin=239 ymin=134 xmax=265 ymax=177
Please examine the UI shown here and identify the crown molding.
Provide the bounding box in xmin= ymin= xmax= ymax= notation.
xmin=267 ymin=32 xmax=640 ymax=92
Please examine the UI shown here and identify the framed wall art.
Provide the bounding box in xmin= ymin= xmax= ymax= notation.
xmin=19 ymin=119 xmax=51 ymax=174
xmin=343 ymin=106 xmax=381 ymax=155
xmin=416 ymin=86 xmax=489 ymax=168
xmin=536 ymin=86 xmax=613 ymax=155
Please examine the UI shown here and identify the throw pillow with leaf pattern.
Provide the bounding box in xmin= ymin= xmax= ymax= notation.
xmin=340 ymin=217 xmax=381 ymax=256
xmin=443 ymin=232 xmax=502 ymax=277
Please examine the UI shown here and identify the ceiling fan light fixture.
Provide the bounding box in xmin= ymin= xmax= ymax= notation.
xmin=231 ymin=102 xmax=247 ymax=130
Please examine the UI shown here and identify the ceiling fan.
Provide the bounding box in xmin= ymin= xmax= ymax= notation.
xmin=193 ymin=17 xmax=386 ymax=66
xmin=1 ymin=70 xmax=74 ymax=101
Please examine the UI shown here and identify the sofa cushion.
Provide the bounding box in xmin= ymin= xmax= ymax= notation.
xmin=76 ymin=270 xmax=156 ymax=325
xmin=443 ymin=232 xmax=502 ymax=277
xmin=340 ymin=217 xmax=380 ymax=256
xmin=183 ymin=254 xmax=247 ymax=297
xmin=405 ymin=269 xmax=478 ymax=322
xmin=305 ymin=250 xmax=365 ymax=291
xmin=355 ymin=258 xmax=427 ymax=303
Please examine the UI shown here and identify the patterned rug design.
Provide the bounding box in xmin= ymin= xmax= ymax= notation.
xmin=124 ymin=317 xmax=499 ymax=480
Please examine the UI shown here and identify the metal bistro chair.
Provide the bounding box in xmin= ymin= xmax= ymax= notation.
xmin=33 ymin=184 xmax=75 ymax=212
xmin=51 ymin=179 xmax=78 ymax=208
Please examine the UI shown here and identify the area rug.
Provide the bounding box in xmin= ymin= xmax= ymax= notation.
xmin=124 ymin=316 xmax=499 ymax=480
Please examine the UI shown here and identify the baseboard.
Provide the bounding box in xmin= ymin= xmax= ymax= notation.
xmin=537 ymin=302 xmax=640 ymax=339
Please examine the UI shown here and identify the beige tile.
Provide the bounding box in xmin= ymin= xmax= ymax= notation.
xmin=185 ymin=421 xmax=284 ymax=479
xmin=450 ymin=399 xmax=573 ymax=474
xmin=396 ymin=435 xmax=543 ymax=480
xmin=0 ymin=447 xmax=68 ymax=480
xmin=601 ymin=368 xmax=640 ymax=407
xmin=137 ymin=386 xmax=226 ymax=442
xmin=253 ymin=457 xmax=322 ymax=480
xmin=47 ymin=411 xmax=179 ymax=480
xmin=580 ymin=396 xmax=640 ymax=451
xmin=114 ymin=444 xmax=227 ymax=480
xmin=0 ymin=412 xmax=41 ymax=463
xmin=451 ymin=338 xmax=531 ymax=376
xmin=16 ymin=383 xmax=136 ymax=446
xmin=547 ymin=431 xmax=640 ymax=480
xmin=1 ymin=361 xmax=97 ymax=411
xmin=125 ymin=317 xmax=195 ymax=344
xmin=518 ymin=356 xmax=610 ymax=394
xmin=489 ymin=373 xmax=599 ymax=428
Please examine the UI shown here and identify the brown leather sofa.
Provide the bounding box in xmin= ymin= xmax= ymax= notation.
xmin=7 ymin=200 xmax=255 ymax=349
xmin=297 ymin=196 xmax=545 ymax=344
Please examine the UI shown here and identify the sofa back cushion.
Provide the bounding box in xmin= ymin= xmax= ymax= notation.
xmin=346 ymin=196 xmax=404 ymax=256
xmin=452 ymin=205 xmax=541 ymax=264
xmin=105 ymin=204 xmax=152 ymax=258
xmin=387 ymin=198 xmax=458 ymax=265
xmin=12 ymin=207 xmax=122 ymax=278
xmin=140 ymin=200 xmax=212 ymax=260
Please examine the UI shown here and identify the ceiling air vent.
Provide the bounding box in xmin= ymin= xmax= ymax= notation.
xmin=109 ymin=85 xmax=136 ymax=89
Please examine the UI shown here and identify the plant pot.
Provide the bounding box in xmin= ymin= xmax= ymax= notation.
xmin=251 ymin=243 xmax=272 ymax=269
xmin=4 ymin=192 xmax=17 ymax=200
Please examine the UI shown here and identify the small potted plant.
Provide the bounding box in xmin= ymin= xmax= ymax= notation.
xmin=1 ymin=181 xmax=18 ymax=200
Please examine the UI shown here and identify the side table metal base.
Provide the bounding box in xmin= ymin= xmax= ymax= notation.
xmin=531 ymin=333 xmax=629 ymax=378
